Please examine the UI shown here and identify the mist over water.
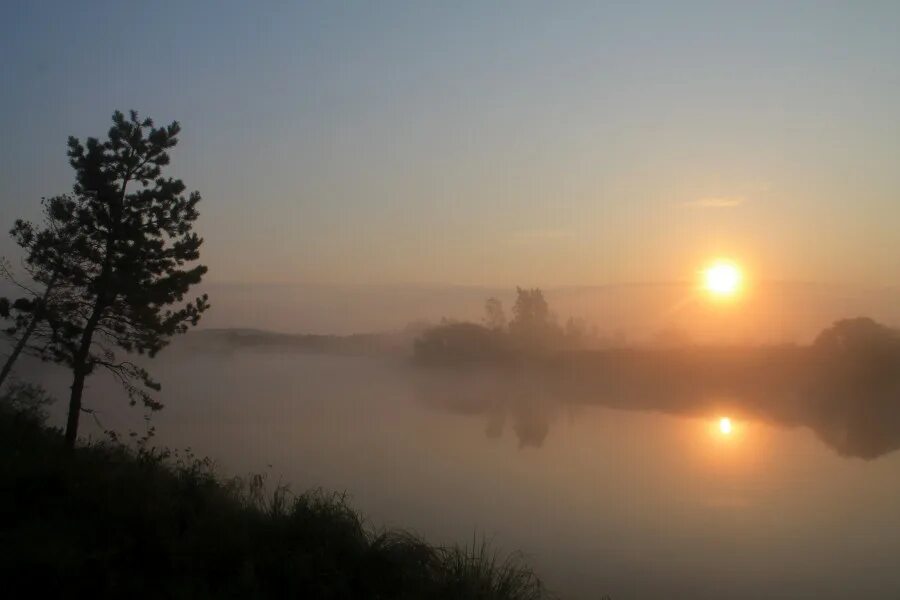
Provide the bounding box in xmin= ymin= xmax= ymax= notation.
xmin=23 ymin=333 xmax=900 ymax=600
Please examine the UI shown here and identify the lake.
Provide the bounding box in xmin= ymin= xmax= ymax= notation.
xmin=32 ymin=348 xmax=900 ymax=599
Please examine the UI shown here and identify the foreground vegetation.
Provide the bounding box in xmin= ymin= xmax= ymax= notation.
xmin=0 ymin=386 xmax=548 ymax=599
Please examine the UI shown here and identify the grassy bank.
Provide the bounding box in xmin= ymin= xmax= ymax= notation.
xmin=0 ymin=387 xmax=548 ymax=599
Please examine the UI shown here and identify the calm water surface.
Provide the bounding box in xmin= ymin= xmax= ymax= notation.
xmin=37 ymin=350 xmax=900 ymax=599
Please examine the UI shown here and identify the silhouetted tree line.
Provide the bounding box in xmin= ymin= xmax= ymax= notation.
xmin=1 ymin=111 xmax=208 ymax=448
xmin=414 ymin=287 xmax=595 ymax=364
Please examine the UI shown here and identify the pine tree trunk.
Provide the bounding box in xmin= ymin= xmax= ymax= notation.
xmin=0 ymin=276 xmax=57 ymax=389
xmin=64 ymin=174 xmax=123 ymax=449
xmin=64 ymin=304 xmax=102 ymax=449
xmin=0 ymin=317 xmax=39 ymax=389
xmin=65 ymin=366 xmax=87 ymax=448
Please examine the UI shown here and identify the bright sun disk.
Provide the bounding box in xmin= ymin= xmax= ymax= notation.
xmin=719 ymin=417 xmax=732 ymax=435
xmin=704 ymin=261 xmax=742 ymax=297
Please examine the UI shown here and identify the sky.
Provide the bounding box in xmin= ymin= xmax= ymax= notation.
xmin=2 ymin=1 xmax=899 ymax=333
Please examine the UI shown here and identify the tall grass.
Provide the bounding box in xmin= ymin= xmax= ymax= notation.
xmin=438 ymin=536 xmax=547 ymax=600
xmin=0 ymin=385 xmax=552 ymax=599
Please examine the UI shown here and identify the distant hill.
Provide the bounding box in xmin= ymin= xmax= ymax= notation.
xmin=182 ymin=328 xmax=421 ymax=357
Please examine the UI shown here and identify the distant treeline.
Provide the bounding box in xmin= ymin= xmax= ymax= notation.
xmin=182 ymin=288 xmax=593 ymax=361
xmin=414 ymin=288 xmax=596 ymax=365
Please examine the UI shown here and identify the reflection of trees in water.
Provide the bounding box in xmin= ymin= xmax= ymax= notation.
xmin=414 ymin=319 xmax=900 ymax=460
xmin=804 ymin=318 xmax=900 ymax=458
xmin=414 ymin=368 xmax=561 ymax=449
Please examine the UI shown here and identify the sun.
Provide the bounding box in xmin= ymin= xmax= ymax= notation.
xmin=718 ymin=417 xmax=732 ymax=435
xmin=703 ymin=260 xmax=742 ymax=297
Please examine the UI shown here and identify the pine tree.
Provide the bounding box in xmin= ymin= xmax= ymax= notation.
xmin=10 ymin=110 xmax=209 ymax=448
